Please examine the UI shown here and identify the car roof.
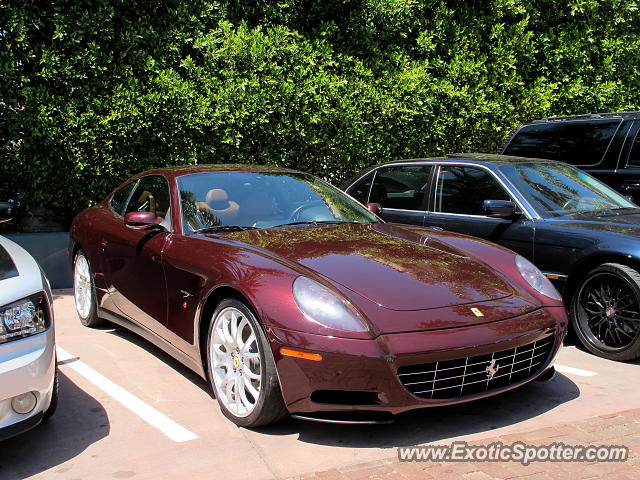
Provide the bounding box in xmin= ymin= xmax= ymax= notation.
xmin=528 ymin=111 xmax=640 ymax=123
xmin=133 ymin=164 xmax=302 ymax=178
xmin=341 ymin=153 xmax=567 ymax=188
xmin=368 ymin=153 xmax=564 ymax=169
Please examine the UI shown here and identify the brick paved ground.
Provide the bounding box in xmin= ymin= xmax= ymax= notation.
xmin=289 ymin=409 xmax=640 ymax=480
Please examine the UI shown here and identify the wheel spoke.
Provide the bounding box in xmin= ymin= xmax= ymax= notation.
xmin=597 ymin=319 xmax=606 ymax=340
xmin=584 ymin=306 xmax=601 ymax=315
xmin=230 ymin=311 xmax=239 ymax=342
xmin=244 ymin=377 xmax=260 ymax=400
xmin=239 ymin=378 xmax=256 ymax=409
xmin=241 ymin=332 xmax=256 ymax=353
xmin=236 ymin=318 xmax=249 ymax=345
xmin=614 ymin=326 xmax=634 ymax=339
xmin=588 ymin=292 xmax=604 ymax=309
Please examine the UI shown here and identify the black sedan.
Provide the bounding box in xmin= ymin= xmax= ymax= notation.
xmin=345 ymin=153 xmax=640 ymax=361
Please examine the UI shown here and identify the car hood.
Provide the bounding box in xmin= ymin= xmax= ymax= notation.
xmin=225 ymin=223 xmax=516 ymax=311
xmin=548 ymin=208 xmax=640 ymax=237
xmin=0 ymin=235 xmax=44 ymax=306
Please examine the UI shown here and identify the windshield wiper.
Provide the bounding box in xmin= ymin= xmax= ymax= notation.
xmin=576 ymin=207 xmax=640 ymax=216
xmin=194 ymin=225 xmax=258 ymax=234
xmin=272 ymin=220 xmax=361 ymax=228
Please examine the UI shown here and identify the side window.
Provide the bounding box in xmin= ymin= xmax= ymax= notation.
xmin=627 ymin=130 xmax=640 ymax=166
xmin=125 ymin=175 xmax=172 ymax=228
xmin=369 ymin=165 xmax=432 ymax=211
xmin=348 ymin=173 xmax=373 ymax=204
xmin=109 ymin=182 xmax=136 ymax=217
xmin=504 ymin=119 xmax=621 ymax=166
xmin=435 ymin=166 xmax=510 ymax=215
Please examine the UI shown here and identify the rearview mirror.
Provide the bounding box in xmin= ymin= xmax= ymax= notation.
xmin=0 ymin=202 xmax=14 ymax=223
xmin=124 ymin=211 xmax=162 ymax=229
xmin=365 ymin=202 xmax=383 ymax=215
xmin=482 ymin=200 xmax=517 ymax=219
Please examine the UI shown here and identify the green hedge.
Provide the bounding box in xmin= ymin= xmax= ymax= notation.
xmin=1 ymin=0 xmax=639 ymax=228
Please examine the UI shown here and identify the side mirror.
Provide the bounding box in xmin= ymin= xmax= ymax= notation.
xmin=0 ymin=202 xmax=14 ymax=223
xmin=624 ymin=195 xmax=634 ymax=203
xmin=124 ymin=211 xmax=161 ymax=229
xmin=365 ymin=202 xmax=383 ymax=215
xmin=482 ymin=200 xmax=517 ymax=219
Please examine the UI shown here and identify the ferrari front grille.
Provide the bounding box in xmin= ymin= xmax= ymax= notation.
xmin=397 ymin=335 xmax=555 ymax=400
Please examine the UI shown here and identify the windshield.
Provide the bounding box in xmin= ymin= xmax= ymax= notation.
xmin=178 ymin=171 xmax=380 ymax=233
xmin=499 ymin=162 xmax=637 ymax=218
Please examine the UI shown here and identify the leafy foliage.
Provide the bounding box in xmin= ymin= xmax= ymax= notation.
xmin=1 ymin=0 xmax=639 ymax=228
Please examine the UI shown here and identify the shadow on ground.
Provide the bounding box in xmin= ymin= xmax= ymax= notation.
xmin=251 ymin=372 xmax=580 ymax=448
xmin=0 ymin=372 xmax=109 ymax=479
xmin=105 ymin=325 xmax=210 ymax=394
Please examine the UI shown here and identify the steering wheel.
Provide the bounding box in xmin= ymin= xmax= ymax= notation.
xmin=288 ymin=201 xmax=327 ymax=222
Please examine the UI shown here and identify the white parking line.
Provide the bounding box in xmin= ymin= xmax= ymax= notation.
xmin=555 ymin=364 xmax=598 ymax=377
xmin=56 ymin=346 xmax=199 ymax=443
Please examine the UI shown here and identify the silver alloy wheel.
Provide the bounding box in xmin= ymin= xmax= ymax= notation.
xmin=209 ymin=307 xmax=262 ymax=418
xmin=74 ymin=254 xmax=92 ymax=319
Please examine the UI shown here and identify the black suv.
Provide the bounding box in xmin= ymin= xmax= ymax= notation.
xmin=499 ymin=112 xmax=640 ymax=199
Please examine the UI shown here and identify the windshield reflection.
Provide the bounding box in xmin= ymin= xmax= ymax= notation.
xmin=178 ymin=171 xmax=379 ymax=233
xmin=499 ymin=163 xmax=636 ymax=217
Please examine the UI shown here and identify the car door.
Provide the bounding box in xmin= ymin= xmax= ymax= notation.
xmin=103 ymin=174 xmax=172 ymax=331
xmin=423 ymin=164 xmax=535 ymax=261
xmin=365 ymin=164 xmax=433 ymax=225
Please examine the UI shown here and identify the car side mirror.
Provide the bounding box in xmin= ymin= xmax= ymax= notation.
xmin=0 ymin=202 xmax=14 ymax=223
xmin=365 ymin=202 xmax=383 ymax=215
xmin=124 ymin=211 xmax=163 ymax=229
xmin=624 ymin=195 xmax=634 ymax=203
xmin=482 ymin=200 xmax=517 ymax=219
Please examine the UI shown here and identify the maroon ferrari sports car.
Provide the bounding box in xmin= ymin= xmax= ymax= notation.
xmin=69 ymin=165 xmax=567 ymax=427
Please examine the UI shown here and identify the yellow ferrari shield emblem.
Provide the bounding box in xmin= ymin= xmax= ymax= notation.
xmin=471 ymin=307 xmax=484 ymax=317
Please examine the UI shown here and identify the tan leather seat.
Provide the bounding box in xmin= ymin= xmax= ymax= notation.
xmin=137 ymin=191 xmax=157 ymax=215
xmin=201 ymin=188 xmax=239 ymax=223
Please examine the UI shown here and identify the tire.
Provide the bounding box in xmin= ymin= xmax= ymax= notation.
xmin=73 ymin=250 xmax=103 ymax=327
xmin=571 ymin=263 xmax=640 ymax=361
xmin=43 ymin=367 xmax=58 ymax=421
xmin=205 ymin=298 xmax=287 ymax=427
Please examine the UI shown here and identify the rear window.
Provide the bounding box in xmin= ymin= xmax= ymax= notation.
xmin=503 ymin=119 xmax=621 ymax=166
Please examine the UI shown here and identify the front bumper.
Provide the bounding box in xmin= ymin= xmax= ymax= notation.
xmin=269 ymin=306 xmax=567 ymax=419
xmin=0 ymin=327 xmax=56 ymax=440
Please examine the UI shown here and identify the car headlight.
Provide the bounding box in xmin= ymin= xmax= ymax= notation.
xmin=0 ymin=293 xmax=50 ymax=344
xmin=515 ymin=255 xmax=562 ymax=301
xmin=293 ymin=276 xmax=369 ymax=333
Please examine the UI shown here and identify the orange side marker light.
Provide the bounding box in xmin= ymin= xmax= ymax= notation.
xmin=280 ymin=347 xmax=323 ymax=361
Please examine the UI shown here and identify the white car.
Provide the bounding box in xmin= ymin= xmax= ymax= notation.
xmin=0 ymin=202 xmax=57 ymax=440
